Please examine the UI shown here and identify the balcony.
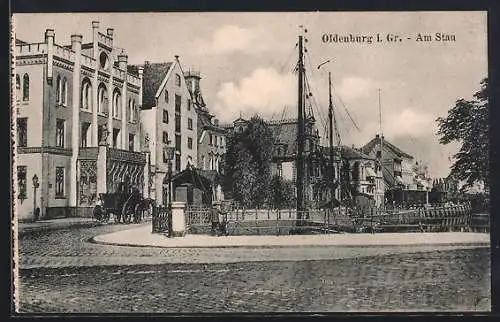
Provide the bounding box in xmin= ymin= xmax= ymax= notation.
xmin=108 ymin=148 xmax=146 ymax=164
xmin=78 ymin=147 xmax=99 ymax=160
xmin=78 ymin=147 xmax=146 ymax=164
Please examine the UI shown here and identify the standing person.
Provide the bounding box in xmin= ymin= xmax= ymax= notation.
xmin=211 ymin=202 xmax=221 ymax=236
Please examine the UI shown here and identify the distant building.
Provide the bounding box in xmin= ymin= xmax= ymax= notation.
xmin=223 ymin=116 xmax=327 ymax=208
xmin=338 ymin=146 xmax=384 ymax=207
xmin=362 ymin=135 xmax=415 ymax=191
xmin=184 ymin=70 xmax=226 ymax=202
xmin=14 ymin=22 xmax=145 ymax=220
xmin=184 ymin=71 xmax=226 ymax=173
xmin=136 ymin=57 xmax=198 ymax=205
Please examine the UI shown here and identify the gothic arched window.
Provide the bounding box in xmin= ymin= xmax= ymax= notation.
xmin=15 ymin=74 xmax=20 ymax=101
xmin=112 ymin=88 xmax=121 ymax=119
xmin=128 ymin=99 xmax=136 ymax=122
xmin=22 ymin=74 xmax=30 ymax=101
xmin=81 ymin=78 xmax=92 ymax=110
xmin=56 ymin=75 xmax=62 ymax=103
xmin=97 ymin=83 xmax=107 ymax=114
xmin=61 ymin=77 xmax=68 ymax=105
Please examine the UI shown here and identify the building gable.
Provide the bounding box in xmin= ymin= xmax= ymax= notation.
xmin=362 ymin=135 xmax=414 ymax=160
xmin=134 ymin=62 xmax=173 ymax=109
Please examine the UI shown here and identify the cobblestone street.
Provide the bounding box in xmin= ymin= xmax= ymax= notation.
xmin=16 ymin=224 xmax=491 ymax=312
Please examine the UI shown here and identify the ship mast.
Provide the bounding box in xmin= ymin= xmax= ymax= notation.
xmin=328 ymin=72 xmax=335 ymax=203
xmin=296 ymin=34 xmax=305 ymax=214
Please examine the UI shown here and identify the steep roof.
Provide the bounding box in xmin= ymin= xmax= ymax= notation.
xmin=362 ymin=136 xmax=414 ymax=159
xmin=127 ymin=65 xmax=139 ymax=77
xmin=129 ymin=62 xmax=173 ymax=109
xmin=339 ymin=145 xmax=374 ymax=160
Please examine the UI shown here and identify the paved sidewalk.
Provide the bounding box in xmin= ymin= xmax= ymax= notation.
xmin=92 ymin=224 xmax=490 ymax=249
xmin=17 ymin=217 xmax=98 ymax=235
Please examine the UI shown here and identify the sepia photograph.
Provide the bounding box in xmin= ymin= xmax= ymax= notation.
xmin=12 ymin=11 xmax=490 ymax=313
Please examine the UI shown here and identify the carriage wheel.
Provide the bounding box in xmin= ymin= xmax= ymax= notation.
xmin=93 ymin=205 xmax=106 ymax=224
xmin=102 ymin=211 xmax=110 ymax=223
xmin=122 ymin=202 xmax=133 ymax=224
xmin=142 ymin=200 xmax=154 ymax=220
xmin=114 ymin=212 xmax=122 ymax=224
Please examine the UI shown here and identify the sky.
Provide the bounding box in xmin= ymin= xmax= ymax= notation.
xmin=13 ymin=12 xmax=488 ymax=178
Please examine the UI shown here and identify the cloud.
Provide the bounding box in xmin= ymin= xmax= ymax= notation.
xmin=214 ymin=67 xmax=296 ymax=121
xmin=384 ymin=108 xmax=435 ymax=138
xmin=336 ymin=76 xmax=378 ymax=101
xmin=343 ymin=108 xmax=435 ymax=147
xmin=195 ymin=25 xmax=265 ymax=55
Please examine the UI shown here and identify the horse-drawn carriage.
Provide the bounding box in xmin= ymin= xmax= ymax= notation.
xmin=93 ymin=186 xmax=155 ymax=224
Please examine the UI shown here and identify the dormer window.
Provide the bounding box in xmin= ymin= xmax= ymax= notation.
xmin=99 ymin=52 xmax=109 ymax=69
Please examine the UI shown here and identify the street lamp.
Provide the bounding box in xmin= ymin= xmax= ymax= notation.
xmin=164 ymin=143 xmax=176 ymax=237
xmin=32 ymin=174 xmax=39 ymax=221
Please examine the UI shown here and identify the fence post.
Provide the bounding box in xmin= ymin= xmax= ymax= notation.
xmin=324 ymin=209 xmax=327 ymax=234
xmin=370 ymin=207 xmax=374 ymax=233
xmin=276 ymin=209 xmax=279 ymax=236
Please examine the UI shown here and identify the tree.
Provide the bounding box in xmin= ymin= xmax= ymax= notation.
xmin=436 ymin=77 xmax=488 ymax=190
xmin=269 ymin=175 xmax=295 ymax=209
xmin=223 ymin=115 xmax=274 ymax=208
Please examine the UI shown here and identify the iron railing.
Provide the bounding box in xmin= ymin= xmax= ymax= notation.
xmin=185 ymin=204 xmax=474 ymax=235
xmin=151 ymin=205 xmax=170 ymax=234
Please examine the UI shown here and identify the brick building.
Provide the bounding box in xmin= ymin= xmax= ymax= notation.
xmin=14 ymin=21 xmax=146 ymax=221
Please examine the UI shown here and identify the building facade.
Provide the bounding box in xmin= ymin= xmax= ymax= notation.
xmin=137 ymin=58 xmax=198 ymax=205
xmin=339 ymin=146 xmax=384 ymax=207
xmin=222 ymin=116 xmax=327 ymax=208
xmin=362 ymin=135 xmax=416 ymax=191
xmin=14 ymin=22 xmax=146 ymax=221
xmin=184 ymin=71 xmax=226 ymax=174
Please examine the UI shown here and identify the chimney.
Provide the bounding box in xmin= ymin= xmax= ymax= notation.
xmin=117 ymin=51 xmax=128 ymax=71
xmin=174 ymin=55 xmax=179 ymax=61
xmin=71 ymin=34 xmax=83 ymax=51
xmin=45 ymin=28 xmax=55 ymax=42
xmin=138 ymin=66 xmax=144 ymax=106
xmin=375 ymin=134 xmax=380 ymax=139
xmin=45 ymin=29 xmax=55 ymax=84
xmin=185 ymin=70 xmax=201 ymax=94
xmin=106 ymin=28 xmax=114 ymax=37
xmin=92 ymin=21 xmax=99 ymax=60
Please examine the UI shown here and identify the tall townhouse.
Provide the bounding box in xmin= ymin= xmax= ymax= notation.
xmin=184 ymin=71 xmax=226 ymax=173
xmin=136 ymin=58 xmax=198 ymax=205
xmin=184 ymin=70 xmax=226 ymax=202
xmin=362 ymin=134 xmax=415 ymax=191
xmin=14 ymin=21 xmax=146 ymax=221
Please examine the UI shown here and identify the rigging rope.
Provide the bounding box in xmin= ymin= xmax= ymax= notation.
xmin=331 ymin=84 xmax=361 ymax=133
xmin=303 ymin=71 xmax=328 ymax=142
xmin=279 ymin=43 xmax=299 ymax=74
